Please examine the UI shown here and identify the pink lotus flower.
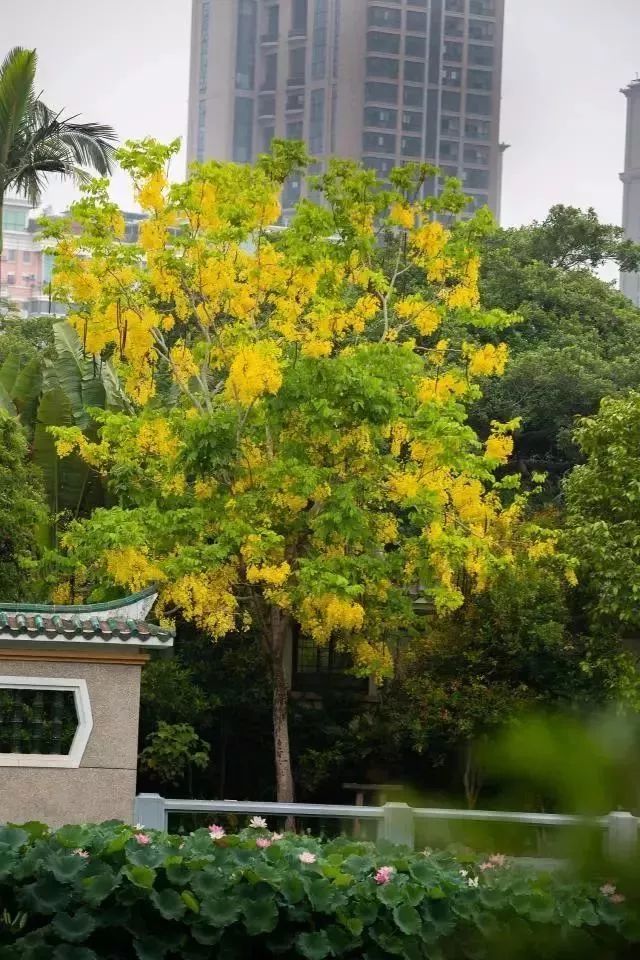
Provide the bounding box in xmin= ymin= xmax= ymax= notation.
xmin=488 ymin=853 xmax=507 ymax=867
xmin=375 ymin=865 xmax=395 ymax=885
xmin=134 ymin=832 xmax=151 ymax=845
xmin=610 ymin=893 xmax=626 ymax=904
xmin=208 ymin=824 xmax=226 ymax=840
xmin=480 ymin=861 xmax=495 ymax=871
xmin=249 ymin=816 xmax=268 ymax=829
xmin=271 ymin=832 xmax=283 ymax=841
xmin=73 ymin=848 xmax=89 ymax=858
xmin=299 ymin=851 xmax=317 ymax=864
xmin=256 ymin=837 xmax=272 ymax=849
xmin=600 ymin=883 xmax=617 ymax=897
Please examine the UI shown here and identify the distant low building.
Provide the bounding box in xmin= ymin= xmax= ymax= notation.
xmin=620 ymin=78 xmax=640 ymax=305
xmin=0 ymin=196 xmax=63 ymax=317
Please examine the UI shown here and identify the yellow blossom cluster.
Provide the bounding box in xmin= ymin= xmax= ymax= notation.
xmin=104 ymin=547 xmax=166 ymax=592
xmin=485 ymin=433 xmax=514 ymax=463
xmin=225 ymin=343 xmax=283 ymax=407
xmin=167 ymin=568 xmax=238 ymax=637
xmin=300 ymin=594 xmax=366 ymax=644
xmin=246 ymin=562 xmax=291 ymax=588
xmin=417 ymin=373 xmax=467 ymax=405
xmin=466 ymin=342 xmax=509 ymax=377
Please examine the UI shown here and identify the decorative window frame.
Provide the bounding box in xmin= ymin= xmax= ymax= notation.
xmin=0 ymin=676 xmax=93 ymax=768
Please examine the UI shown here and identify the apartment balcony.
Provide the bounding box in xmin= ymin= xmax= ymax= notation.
xmin=260 ymin=32 xmax=279 ymax=46
xmin=288 ymin=27 xmax=307 ymax=41
xmin=287 ymin=74 xmax=305 ymax=87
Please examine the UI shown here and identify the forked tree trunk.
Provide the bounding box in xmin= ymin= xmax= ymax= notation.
xmin=270 ymin=607 xmax=295 ymax=804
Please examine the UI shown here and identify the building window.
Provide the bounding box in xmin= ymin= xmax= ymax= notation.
xmin=363 ymin=156 xmax=395 ymax=178
xmin=286 ymin=119 xmax=303 ymax=140
xmin=401 ymin=136 xmax=422 ymax=158
xmin=404 ymin=60 xmax=424 ymax=83
xmin=292 ymin=634 xmax=368 ymax=693
xmin=6 ymin=275 xmax=15 ymax=285
xmin=233 ymin=96 xmax=254 ymax=162
xmin=464 ymin=144 xmax=490 ymax=164
xmin=368 ymin=31 xmax=401 ymax=55
xmin=289 ymin=45 xmax=306 ymax=84
xmin=467 ymin=193 xmax=490 ymax=212
xmin=282 ymin=175 xmax=302 ymax=208
xmin=465 ymin=117 xmax=491 ymax=139
xmin=291 ymin=0 xmax=308 ymax=35
xmin=367 ymin=56 xmax=400 ymax=80
xmin=444 ymin=15 xmax=464 ymax=37
xmin=2 ymin=208 xmax=28 ymax=231
xmin=405 ymin=35 xmax=426 ymax=58
xmin=235 ymin=0 xmax=257 ymax=90
xmin=467 ymin=68 xmax=493 ymax=92
xmin=286 ymin=91 xmax=305 ymax=111
xmin=258 ymin=93 xmax=276 ymax=118
xmin=469 ymin=19 xmax=495 ymax=40
xmin=466 ymin=92 xmax=492 ymax=115
xmin=403 ymin=85 xmax=424 ymax=107
xmin=263 ymin=52 xmax=278 ymax=89
xmin=468 ymin=44 xmax=494 ymax=67
xmin=197 ymin=100 xmax=207 ymax=161
xmin=199 ymin=0 xmax=210 ymax=93
xmin=311 ymin=0 xmax=328 ymax=79
xmin=402 ymin=111 xmax=422 ymax=133
xmin=441 ymin=115 xmax=461 ymax=136
xmin=309 ymin=89 xmax=325 ymax=154
xmin=406 ymin=11 xmax=427 ymax=32
xmin=440 ymin=140 xmax=460 ymax=161
xmin=363 ymin=131 xmax=396 ymax=154
xmin=444 ymin=41 xmax=463 ymax=62
xmin=22 ymin=251 xmax=31 ymax=264
xmin=364 ymin=106 xmax=397 ymax=129
xmin=441 ymin=91 xmax=461 ymax=112
xmin=446 ymin=0 xmax=465 ymax=10
xmin=6 ymin=249 xmax=16 ymax=262
xmin=367 ymin=6 xmax=401 ymax=29
xmin=465 ymin=168 xmax=490 ymax=188
xmin=265 ymin=3 xmax=279 ymax=40
xmin=0 ymin=676 xmax=92 ymax=769
xmin=470 ymin=0 xmax=495 ymax=15
xmin=365 ymin=81 xmax=398 ymax=104
xmin=441 ymin=67 xmax=462 ymax=88
xmin=261 ymin=125 xmax=275 ymax=152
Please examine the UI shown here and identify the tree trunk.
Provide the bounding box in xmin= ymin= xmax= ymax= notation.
xmin=270 ymin=608 xmax=295 ymax=804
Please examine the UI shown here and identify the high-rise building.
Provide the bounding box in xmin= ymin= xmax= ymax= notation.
xmin=187 ymin=0 xmax=506 ymax=218
xmin=620 ymin=78 xmax=640 ymax=305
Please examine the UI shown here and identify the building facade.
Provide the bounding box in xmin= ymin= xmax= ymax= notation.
xmin=187 ymin=0 xmax=506 ymax=218
xmin=0 ymin=197 xmax=56 ymax=316
xmin=620 ymin=78 xmax=640 ymax=305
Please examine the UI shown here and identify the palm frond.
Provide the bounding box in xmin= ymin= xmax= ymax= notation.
xmin=0 ymin=47 xmax=37 ymax=170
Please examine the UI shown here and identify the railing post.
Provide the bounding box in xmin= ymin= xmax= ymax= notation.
xmin=378 ymin=803 xmax=415 ymax=849
xmin=606 ymin=811 xmax=638 ymax=860
xmin=134 ymin=793 xmax=166 ymax=831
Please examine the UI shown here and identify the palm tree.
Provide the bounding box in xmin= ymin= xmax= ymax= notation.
xmin=0 ymin=47 xmax=116 ymax=290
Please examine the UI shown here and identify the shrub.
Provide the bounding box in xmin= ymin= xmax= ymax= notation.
xmin=0 ymin=821 xmax=636 ymax=959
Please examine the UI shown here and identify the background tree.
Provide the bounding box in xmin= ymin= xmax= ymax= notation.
xmin=474 ymin=206 xmax=640 ymax=490
xmin=45 ymin=140 xmax=557 ymax=802
xmin=0 ymin=46 xmax=116 ymax=278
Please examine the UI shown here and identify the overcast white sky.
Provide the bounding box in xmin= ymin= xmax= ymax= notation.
xmin=3 ymin=0 xmax=640 ymax=228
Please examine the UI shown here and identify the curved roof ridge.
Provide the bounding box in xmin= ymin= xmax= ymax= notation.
xmin=0 ymin=586 xmax=159 ymax=618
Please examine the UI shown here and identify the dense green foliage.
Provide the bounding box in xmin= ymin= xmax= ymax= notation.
xmin=566 ymin=391 xmax=640 ymax=633
xmin=0 ymin=821 xmax=635 ymax=960
xmin=476 ymin=206 xmax=640 ymax=486
xmin=0 ymin=412 xmax=45 ymax=600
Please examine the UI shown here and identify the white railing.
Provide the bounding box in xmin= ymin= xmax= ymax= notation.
xmin=134 ymin=794 xmax=639 ymax=860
